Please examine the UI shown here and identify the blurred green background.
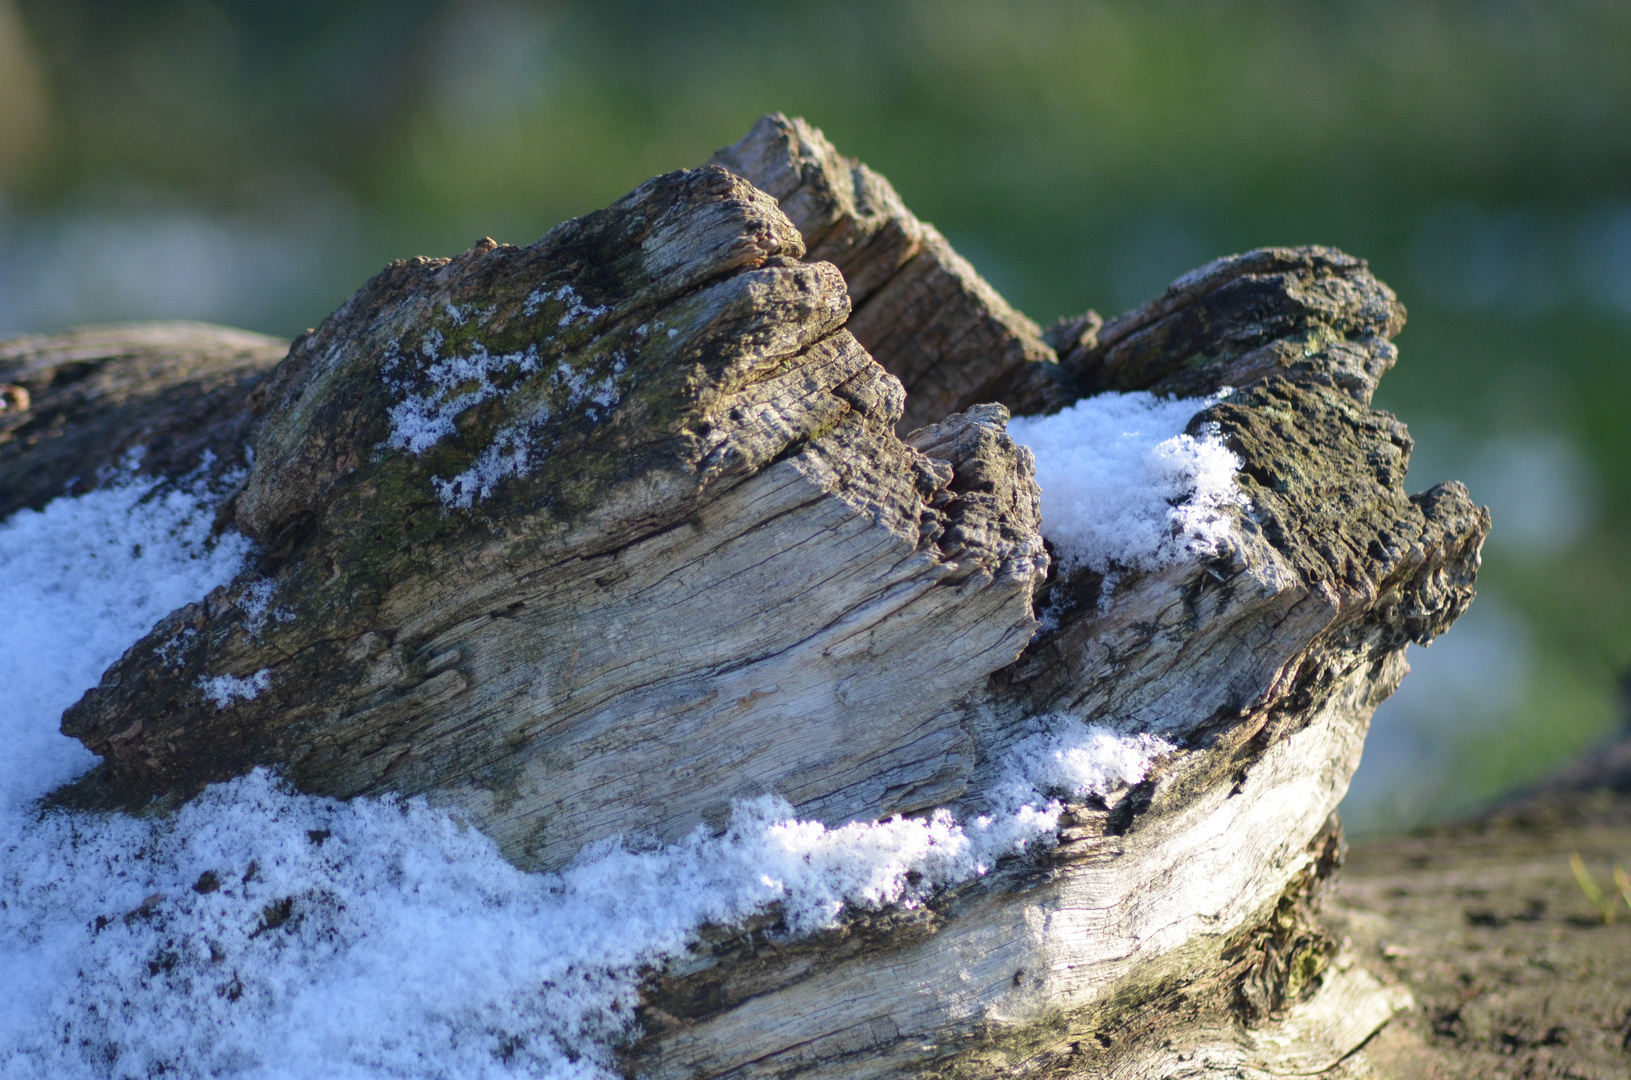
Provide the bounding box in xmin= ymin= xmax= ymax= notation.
xmin=1 ymin=0 xmax=1626 ymax=833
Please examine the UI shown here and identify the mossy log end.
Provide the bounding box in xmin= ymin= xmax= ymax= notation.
xmin=10 ymin=115 xmax=1490 ymax=1078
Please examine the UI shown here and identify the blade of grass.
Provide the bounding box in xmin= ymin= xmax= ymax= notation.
xmin=1570 ymin=852 xmax=1615 ymax=923
xmin=1613 ymin=864 xmax=1631 ymax=915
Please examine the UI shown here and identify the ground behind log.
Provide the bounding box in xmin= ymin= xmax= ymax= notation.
xmin=1326 ymin=738 xmax=1631 ymax=1079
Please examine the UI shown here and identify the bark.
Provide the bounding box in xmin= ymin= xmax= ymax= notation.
xmin=15 ymin=116 xmax=1491 ymax=1077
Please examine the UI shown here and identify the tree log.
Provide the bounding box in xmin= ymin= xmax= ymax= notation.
xmin=0 ymin=322 xmax=286 ymax=520
xmin=16 ymin=115 xmax=1490 ymax=1077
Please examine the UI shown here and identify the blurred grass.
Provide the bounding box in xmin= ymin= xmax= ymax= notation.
xmin=3 ymin=0 xmax=1628 ymax=830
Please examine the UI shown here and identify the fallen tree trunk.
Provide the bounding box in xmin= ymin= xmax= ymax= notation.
xmin=9 ymin=115 xmax=1488 ymax=1078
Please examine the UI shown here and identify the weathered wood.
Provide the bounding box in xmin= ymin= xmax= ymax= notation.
xmin=19 ymin=116 xmax=1492 ymax=1078
xmin=57 ymin=166 xmax=1048 ymax=876
xmin=617 ymin=245 xmax=1485 ymax=1080
xmin=1059 ymin=246 xmax=1407 ymax=405
xmin=0 ymin=322 xmax=287 ymax=518
xmin=712 ymin=114 xmax=1071 ymax=432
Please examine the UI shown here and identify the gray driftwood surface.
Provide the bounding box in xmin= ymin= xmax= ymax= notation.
xmin=8 ymin=115 xmax=1489 ymax=1078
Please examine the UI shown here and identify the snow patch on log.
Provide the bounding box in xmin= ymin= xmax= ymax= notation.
xmin=992 ymin=717 xmax=1178 ymax=808
xmin=198 ymin=668 xmax=272 ymax=709
xmin=380 ymin=324 xmax=632 ymax=509
xmin=0 ymin=765 xmax=1136 ymax=1080
xmin=525 ymin=282 xmax=611 ymax=327
xmin=382 ymin=333 xmax=544 ymax=454
xmin=0 ymin=475 xmax=250 ymax=807
xmin=1008 ymin=389 xmax=1249 ymax=573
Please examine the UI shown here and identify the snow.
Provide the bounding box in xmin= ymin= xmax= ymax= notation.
xmin=1007 ymin=390 xmax=1249 ymax=574
xmin=383 ymin=333 xmax=542 ymax=457
xmin=233 ymin=577 xmax=292 ymax=634
xmin=431 ymin=427 xmax=533 ymax=509
xmin=238 ymin=576 xmax=277 ymax=623
xmin=522 ymin=284 xmax=609 ymax=327
xmin=0 ymin=471 xmax=1174 ymax=1080
xmin=969 ymin=716 xmax=1176 ymax=854
xmin=0 ymin=473 xmax=252 ymax=808
xmin=427 ymin=353 xmax=626 ymax=509
xmin=382 ymin=328 xmax=629 ymax=509
xmin=199 ymin=669 xmax=273 ymax=710
xmin=996 ymin=717 xmax=1177 ymax=807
